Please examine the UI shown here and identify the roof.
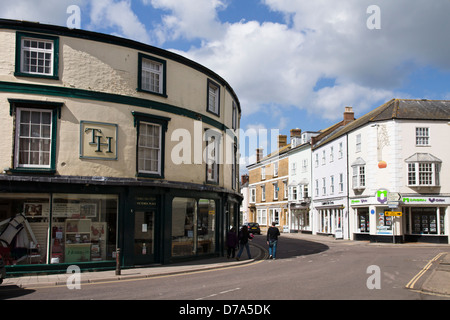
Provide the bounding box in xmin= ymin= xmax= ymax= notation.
xmin=405 ymin=153 xmax=442 ymax=163
xmin=313 ymin=99 xmax=450 ymax=148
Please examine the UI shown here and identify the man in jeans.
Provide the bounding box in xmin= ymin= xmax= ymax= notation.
xmin=266 ymin=221 xmax=280 ymax=259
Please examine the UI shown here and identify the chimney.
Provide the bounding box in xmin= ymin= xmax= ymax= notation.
xmin=290 ymin=128 xmax=302 ymax=140
xmin=241 ymin=174 xmax=249 ymax=185
xmin=256 ymin=148 xmax=264 ymax=162
xmin=278 ymin=135 xmax=287 ymax=149
xmin=343 ymin=106 xmax=354 ymax=126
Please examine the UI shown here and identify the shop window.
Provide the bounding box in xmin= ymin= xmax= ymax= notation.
xmin=0 ymin=193 xmax=117 ymax=266
xmin=0 ymin=194 xmax=50 ymax=265
xmin=15 ymin=32 xmax=59 ymax=79
xmin=138 ymin=53 xmax=167 ymax=97
xmin=171 ymin=198 xmax=216 ymax=257
xmin=50 ymin=194 xmax=117 ymax=264
xmin=357 ymin=208 xmax=370 ymax=233
xmin=411 ymin=207 xmax=439 ymax=235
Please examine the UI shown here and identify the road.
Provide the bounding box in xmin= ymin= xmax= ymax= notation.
xmin=1 ymin=234 xmax=449 ymax=301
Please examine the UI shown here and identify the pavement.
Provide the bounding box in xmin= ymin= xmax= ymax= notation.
xmin=1 ymin=232 xmax=450 ymax=298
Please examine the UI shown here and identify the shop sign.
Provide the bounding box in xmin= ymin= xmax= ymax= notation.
xmin=403 ymin=197 xmax=448 ymax=204
xmin=135 ymin=196 xmax=158 ymax=208
xmin=80 ymin=121 xmax=118 ymax=160
xmin=385 ymin=211 xmax=402 ymax=217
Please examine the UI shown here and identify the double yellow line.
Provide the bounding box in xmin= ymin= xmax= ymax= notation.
xmin=406 ymin=252 xmax=446 ymax=290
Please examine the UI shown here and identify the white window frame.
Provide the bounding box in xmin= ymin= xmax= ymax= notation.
xmin=250 ymin=188 xmax=256 ymax=203
xmin=356 ymin=134 xmax=362 ymax=152
xmin=283 ymin=180 xmax=288 ymax=199
xmin=416 ymin=127 xmax=430 ymax=146
xmin=274 ymin=162 xmax=279 ymax=177
xmin=261 ymin=185 xmax=266 ymax=201
xmin=207 ymin=79 xmax=220 ymax=116
xmin=352 ymin=165 xmax=366 ymax=189
xmin=257 ymin=209 xmax=268 ymax=226
xmin=273 ymin=182 xmax=279 ymax=200
xmin=20 ymin=37 xmax=54 ymax=76
xmin=407 ymin=162 xmax=440 ymax=186
xmin=138 ymin=122 xmax=162 ymax=175
xmin=141 ymin=58 xmax=163 ymax=94
xmin=261 ymin=166 xmax=266 ymax=180
xmin=15 ymin=107 xmax=53 ymax=169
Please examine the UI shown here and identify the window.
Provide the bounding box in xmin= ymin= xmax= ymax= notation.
xmin=250 ymin=188 xmax=256 ymax=203
xmin=257 ymin=209 xmax=267 ymax=225
xmin=139 ymin=122 xmax=161 ymax=174
xmin=315 ymin=153 xmax=319 ymax=167
xmin=261 ymin=185 xmax=266 ymax=201
xmin=291 ymin=162 xmax=296 ymax=175
xmin=416 ymin=127 xmax=429 ymax=146
xmin=138 ymin=53 xmax=167 ymax=96
xmin=283 ymin=180 xmax=288 ymax=199
xmin=274 ymin=162 xmax=279 ymax=177
xmin=352 ymin=166 xmax=366 ymax=189
xmin=406 ymin=153 xmax=441 ymax=187
xmin=232 ymin=101 xmax=238 ymax=130
xmin=330 ymin=175 xmax=335 ymax=194
xmin=315 ymin=180 xmax=319 ymax=197
xmin=338 ymin=142 xmax=343 ymax=159
xmin=302 ymin=159 xmax=308 ymax=173
xmin=289 ymin=186 xmax=298 ymax=201
xmin=351 ymin=158 xmax=366 ymax=190
xmin=273 ymin=182 xmax=278 ymax=200
xmin=261 ymin=166 xmax=266 ymax=180
xmin=15 ymin=32 xmax=59 ymax=79
xmin=356 ymin=134 xmax=361 ymax=152
xmin=330 ymin=147 xmax=334 ymax=162
xmin=322 ymin=177 xmax=326 ymax=195
xmin=205 ymin=132 xmax=220 ymax=184
xmin=339 ymin=173 xmax=344 ymax=193
xmin=232 ymin=142 xmax=237 ymax=190
xmin=408 ymin=162 xmax=440 ymax=186
xmin=322 ymin=150 xmax=326 ymax=165
xmin=132 ymin=111 xmax=170 ymax=179
xmin=207 ymin=79 xmax=220 ymax=116
xmin=10 ymin=100 xmax=61 ymax=172
xmin=269 ymin=208 xmax=280 ymax=225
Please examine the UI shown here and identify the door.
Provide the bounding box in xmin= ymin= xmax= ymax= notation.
xmin=134 ymin=210 xmax=155 ymax=265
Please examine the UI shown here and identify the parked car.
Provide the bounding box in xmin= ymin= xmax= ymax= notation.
xmin=245 ymin=222 xmax=261 ymax=235
xmin=0 ymin=254 xmax=6 ymax=284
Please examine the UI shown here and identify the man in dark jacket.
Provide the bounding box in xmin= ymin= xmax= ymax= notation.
xmin=266 ymin=222 xmax=280 ymax=259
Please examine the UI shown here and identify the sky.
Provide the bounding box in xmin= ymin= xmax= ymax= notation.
xmin=2 ymin=0 xmax=450 ymax=171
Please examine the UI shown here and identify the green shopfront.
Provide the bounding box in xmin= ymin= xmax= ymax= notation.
xmin=0 ymin=177 xmax=241 ymax=276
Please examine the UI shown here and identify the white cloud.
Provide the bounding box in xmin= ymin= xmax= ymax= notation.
xmin=88 ymin=0 xmax=151 ymax=44
xmin=146 ymin=0 xmax=228 ymax=43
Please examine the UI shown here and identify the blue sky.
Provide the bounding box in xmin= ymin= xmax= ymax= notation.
xmin=2 ymin=0 xmax=450 ymax=168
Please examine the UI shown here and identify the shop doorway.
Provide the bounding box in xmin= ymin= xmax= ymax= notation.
xmin=134 ymin=210 xmax=155 ymax=265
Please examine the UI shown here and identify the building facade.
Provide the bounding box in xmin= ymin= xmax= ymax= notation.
xmin=311 ymin=107 xmax=354 ymax=239
xmin=287 ymin=129 xmax=319 ymax=233
xmin=247 ymin=136 xmax=290 ymax=233
xmin=346 ymin=99 xmax=450 ymax=243
xmin=0 ymin=19 xmax=242 ymax=274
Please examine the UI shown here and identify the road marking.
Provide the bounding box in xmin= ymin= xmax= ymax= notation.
xmin=196 ymin=287 xmax=241 ymax=300
xmin=406 ymin=252 xmax=446 ymax=289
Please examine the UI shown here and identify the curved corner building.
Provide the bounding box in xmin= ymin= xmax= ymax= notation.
xmin=0 ymin=19 xmax=241 ymax=273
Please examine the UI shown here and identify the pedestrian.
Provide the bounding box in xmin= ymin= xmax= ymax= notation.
xmin=226 ymin=227 xmax=237 ymax=258
xmin=267 ymin=221 xmax=280 ymax=259
xmin=236 ymin=225 xmax=252 ymax=260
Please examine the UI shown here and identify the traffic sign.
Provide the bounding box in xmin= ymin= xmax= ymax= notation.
xmin=385 ymin=211 xmax=402 ymax=217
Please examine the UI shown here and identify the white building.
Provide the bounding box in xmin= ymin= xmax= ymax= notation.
xmin=311 ymin=107 xmax=354 ymax=239
xmin=324 ymin=99 xmax=450 ymax=243
xmin=287 ymin=129 xmax=319 ymax=233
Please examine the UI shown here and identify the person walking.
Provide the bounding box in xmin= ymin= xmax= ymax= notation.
xmin=226 ymin=227 xmax=237 ymax=258
xmin=267 ymin=222 xmax=280 ymax=259
xmin=236 ymin=225 xmax=252 ymax=260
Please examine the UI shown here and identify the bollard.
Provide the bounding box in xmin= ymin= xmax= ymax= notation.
xmin=115 ymin=248 xmax=121 ymax=275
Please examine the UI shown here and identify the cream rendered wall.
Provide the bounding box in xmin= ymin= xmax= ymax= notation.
xmin=0 ymin=30 xmax=240 ymax=189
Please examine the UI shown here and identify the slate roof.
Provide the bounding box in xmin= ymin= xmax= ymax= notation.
xmin=312 ymin=99 xmax=450 ymax=149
